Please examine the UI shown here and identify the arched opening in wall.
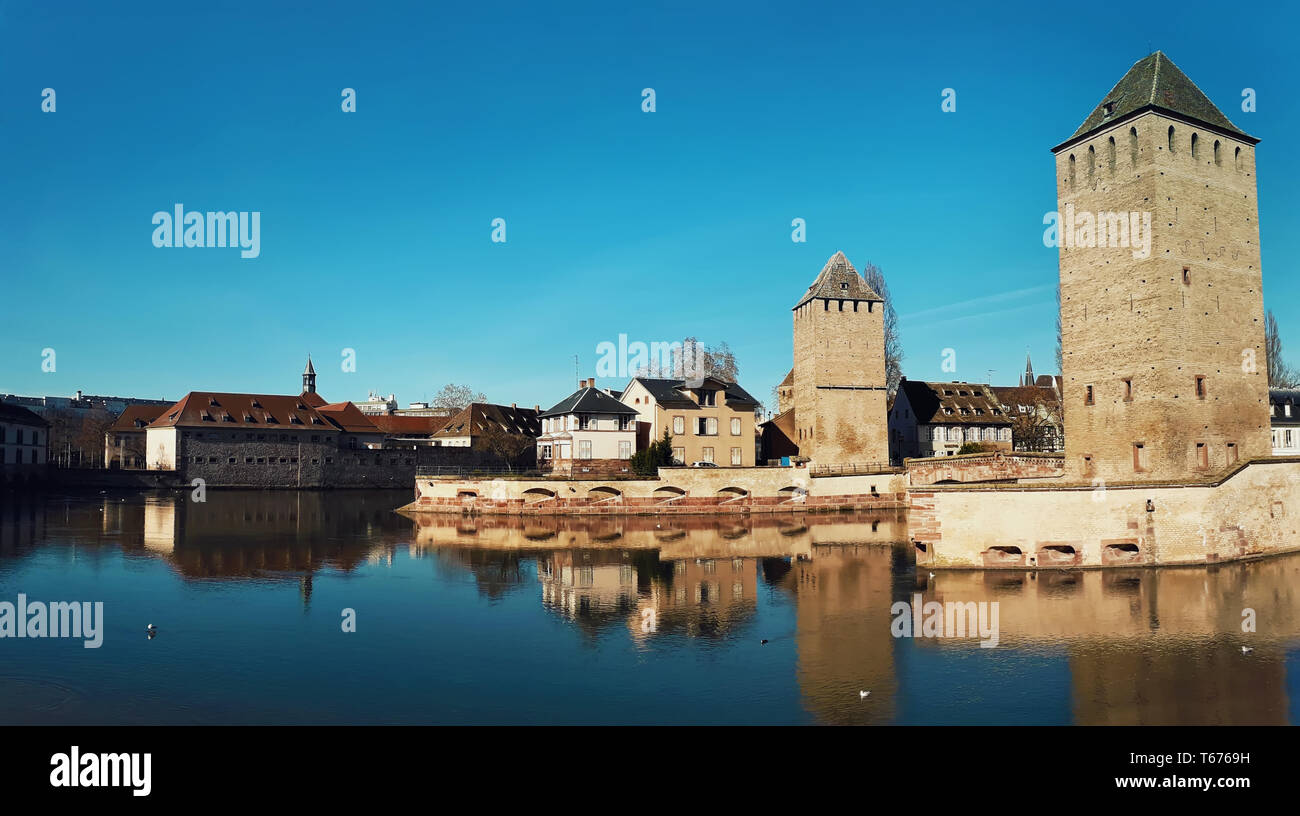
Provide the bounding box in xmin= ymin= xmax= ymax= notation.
xmin=777 ymin=485 xmax=807 ymax=504
xmin=1235 ymin=146 xmax=1241 ymax=170
xmin=1103 ymin=541 xmax=1142 ymax=565
xmin=717 ymin=486 xmax=749 ymax=503
xmin=1129 ymin=127 xmax=1139 ymax=165
xmin=1214 ymin=139 xmax=1221 ymax=166
xmin=522 ymin=487 xmax=556 ymax=505
xmin=1191 ymin=132 xmax=1199 ymax=160
xmin=1087 ymin=145 xmax=1095 ymax=184
xmin=522 ymin=526 xmax=558 ymax=541
xmin=587 ymin=486 xmax=622 ymax=503
xmin=983 ymin=545 xmax=1025 ymax=567
xmin=1068 ymin=154 xmax=1076 ymax=189
xmin=1167 ymin=125 xmax=1176 ymax=152
xmin=1038 ymin=544 xmax=1080 ymax=566
xmin=653 ymin=485 xmax=686 ymax=504
xmin=457 ymin=490 xmax=478 ymax=502
xmin=1107 ymin=136 xmax=1116 ymax=172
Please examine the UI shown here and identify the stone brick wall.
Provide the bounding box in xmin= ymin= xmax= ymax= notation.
xmin=176 ymin=433 xmax=417 ymax=488
xmin=405 ymin=468 xmax=909 ymax=516
xmin=910 ymin=458 xmax=1300 ymax=568
xmin=1055 ymin=113 xmax=1270 ymax=484
xmin=906 ymin=451 xmax=1065 ymax=486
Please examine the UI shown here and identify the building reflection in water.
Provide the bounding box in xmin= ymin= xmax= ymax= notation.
xmin=3 ymin=490 xmax=1298 ymax=724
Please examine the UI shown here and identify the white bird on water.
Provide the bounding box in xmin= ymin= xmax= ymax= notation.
xmin=146 ymin=624 xmax=157 ymax=634
xmin=860 ymin=690 xmax=870 ymax=698
xmin=1242 ymin=646 xmax=1253 ymax=654
xmin=928 ymin=572 xmax=935 ymax=579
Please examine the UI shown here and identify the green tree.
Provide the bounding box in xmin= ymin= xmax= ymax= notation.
xmin=630 ymin=429 xmax=675 ymax=477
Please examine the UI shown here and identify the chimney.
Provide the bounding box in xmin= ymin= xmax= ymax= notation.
xmin=533 ymin=404 xmax=539 ymax=412
xmin=511 ymin=402 xmax=517 ymax=409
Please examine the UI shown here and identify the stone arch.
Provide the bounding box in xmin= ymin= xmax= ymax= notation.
xmin=653 ymin=485 xmax=686 ymax=504
xmin=717 ymin=486 xmax=749 ymax=503
xmin=587 ymin=485 xmax=622 ymax=503
xmin=522 ymin=487 xmax=556 ymax=504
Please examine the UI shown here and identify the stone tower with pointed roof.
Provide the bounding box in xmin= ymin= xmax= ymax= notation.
xmin=1053 ymin=52 xmax=1270 ymax=483
xmin=303 ymin=357 xmax=316 ymax=394
xmin=791 ymin=251 xmax=888 ymax=465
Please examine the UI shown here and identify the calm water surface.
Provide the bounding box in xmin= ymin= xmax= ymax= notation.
xmin=1 ymin=489 xmax=1297 ymax=725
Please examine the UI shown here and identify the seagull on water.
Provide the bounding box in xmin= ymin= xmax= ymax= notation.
xmin=928 ymin=572 xmax=935 ymax=579
xmin=1242 ymin=646 xmax=1253 ymax=654
xmin=860 ymin=690 xmax=870 ymax=698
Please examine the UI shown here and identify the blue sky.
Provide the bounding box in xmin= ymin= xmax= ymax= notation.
xmin=2 ymin=0 xmax=1297 ymax=411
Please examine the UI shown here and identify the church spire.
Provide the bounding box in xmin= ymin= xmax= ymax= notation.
xmin=303 ymin=356 xmax=316 ymax=394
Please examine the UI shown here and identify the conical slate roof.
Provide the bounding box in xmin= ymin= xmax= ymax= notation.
xmin=793 ymin=251 xmax=881 ymax=309
xmin=1056 ymin=51 xmax=1255 ymax=151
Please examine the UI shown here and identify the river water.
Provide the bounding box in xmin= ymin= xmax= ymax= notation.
xmin=1 ymin=489 xmax=1295 ymax=724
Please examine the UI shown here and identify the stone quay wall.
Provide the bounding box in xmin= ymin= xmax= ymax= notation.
xmin=402 ymin=466 xmax=908 ymax=516
xmin=905 ymin=451 xmax=1065 ymax=486
xmin=909 ymin=457 xmax=1300 ymax=569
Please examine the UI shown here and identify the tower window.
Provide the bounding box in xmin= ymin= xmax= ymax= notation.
xmin=1168 ymin=126 xmax=1176 ymax=152
xmin=1196 ymin=442 xmax=1208 ymax=469
xmin=1214 ymin=140 xmax=1221 ymax=166
xmin=1085 ymin=385 xmax=1094 ymax=405
xmin=1107 ymin=136 xmax=1116 ymax=172
xmin=1195 ymin=375 xmax=1207 ymax=399
xmin=1133 ymin=443 xmax=1148 ymax=473
xmin=1087 ymin=145 xmax=1095 ymax=183
xmin=1103 ymin=100 xmax=1117 ymax=117
xmin=1235 ymin=146 xmax=1241 ymax=171
xmin=1227 ymin=442 xmax=1238 ymax=465
xmin=1129 ymin=127 xmax=1139 ymax=166
xmin=1182 ymin=267 xmax=1191 ymax=285
xmin=840 ymin=282 xmax=848 ymax=290
xmin=1068 ymin=154 xmax=1076 ymax=190
xmin=1191 ymin=132 xmax=1199 ymax=160
xmin=1122 ymin=378 xmax=1132 ymax=401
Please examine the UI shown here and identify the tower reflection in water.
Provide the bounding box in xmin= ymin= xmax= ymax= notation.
xmin=4 ymin=490 xmax=1298 ymax=724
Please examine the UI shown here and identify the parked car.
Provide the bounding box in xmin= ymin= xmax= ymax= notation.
xmin=690 ymin=461 xmax=718 ymax=468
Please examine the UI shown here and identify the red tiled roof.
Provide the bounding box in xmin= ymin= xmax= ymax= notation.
xmin=316 ymin=401 xmax=382 ymax=433
xmin=107 ymin=404 xmax=169 ymax=432
xmin=299 ymin=390 xmax=327 ymax=408
xmin=148 ymin=392 xmax=344 ymax=432
xmin=367 ymin=414 xmax=451 ymax=436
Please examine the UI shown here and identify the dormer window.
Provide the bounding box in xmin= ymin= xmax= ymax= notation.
xmin=208 ymin=397 xmax=219 ymax=407
xmin=251 ymin=399 xmax=262 ymax=409
xmin=1103 ymin=100 xmax=1117 ymax=117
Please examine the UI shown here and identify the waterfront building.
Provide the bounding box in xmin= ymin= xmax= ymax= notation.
xmin=104 ymin=405 xmax=169 ymax=469
xmin=1054 ymin=51 xmax=1270 ymax=482
xmin=887 ymin=379 xmax=1012 ymax=461
xmin=0 ymin=401 xmax=49 ymax=483
xmin=537 ymin=381 xmax=639 ymax=476
xmin=1270 ymin=388 xmax=1300 ymax=455
xmin=620 ymin=376 xmax=759 ymax=466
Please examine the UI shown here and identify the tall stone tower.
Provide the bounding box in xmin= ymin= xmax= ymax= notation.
xmin=1053 ymin=52 xmax=1270 ymax=484
xmin=792 ymin=251 xmax=888 ymax=466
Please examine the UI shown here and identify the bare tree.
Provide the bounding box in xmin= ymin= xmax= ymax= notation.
xmin=480 ymin=421 xmax=537 ymax=472
xmin=860 ymin=262 xmax=903 ymax=396
xmin=635 ymin=337 xmax=742 ymax=382
xmin=431 ymin=383 xmax=487 ymax=414
xmin=1265 ymin=310 xmax=1300 ymax=387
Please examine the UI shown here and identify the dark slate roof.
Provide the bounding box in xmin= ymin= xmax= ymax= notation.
xmin=539 ymin=387 xmax=639 ymax=418
xmin=629 ymin=377 xmax=760 ymax=409
xmin=1270 ymin=388 xmax=1300 ymax=427
xmin=793 ymin=251 xmax=882 ymax=309
xmin=897 ymin=379 xmax=1011 ymax=426
xmin=434 ymin=403 xmax=542 ymax=437
xmin=1057 ymin=51 xmax=1255 ymax=152
xmin=0 ymin=401 xmax=48 ymax=427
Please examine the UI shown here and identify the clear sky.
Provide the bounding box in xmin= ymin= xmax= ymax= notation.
xmin=2 ymin=0 xmax=1297 ymax=412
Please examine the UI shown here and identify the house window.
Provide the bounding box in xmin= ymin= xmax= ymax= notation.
xmin=1195 ymin=376 xmax=1207 ymax=399
xmin=697 ymin=417 xmax=717 ymax=436
xmin=698 ymin=390 xmax=716 ymax=407
xmin=701 ymin=447 xmax=714 ymax=463
xmin=731 ymin=418 xmax=741 ymax=435
xmin=578 ymin=414 xmax=592 ymax=430
xmin=578 ymin=440 xmax=592 ymax=459
xmin=618 ymin=440 xmax=631 ymax=459
xmin=1085 ymin=385 xmax=1094 ymax=405
xmin=672 ymin=416 xmax=685 ymax=435
xmin=541 ymin=444 xmax=552 ymax=459
xmin=730 ymin=447 xmax=742 ymax=465
xmin=672 ymin=447 xmax=684 ymax=464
